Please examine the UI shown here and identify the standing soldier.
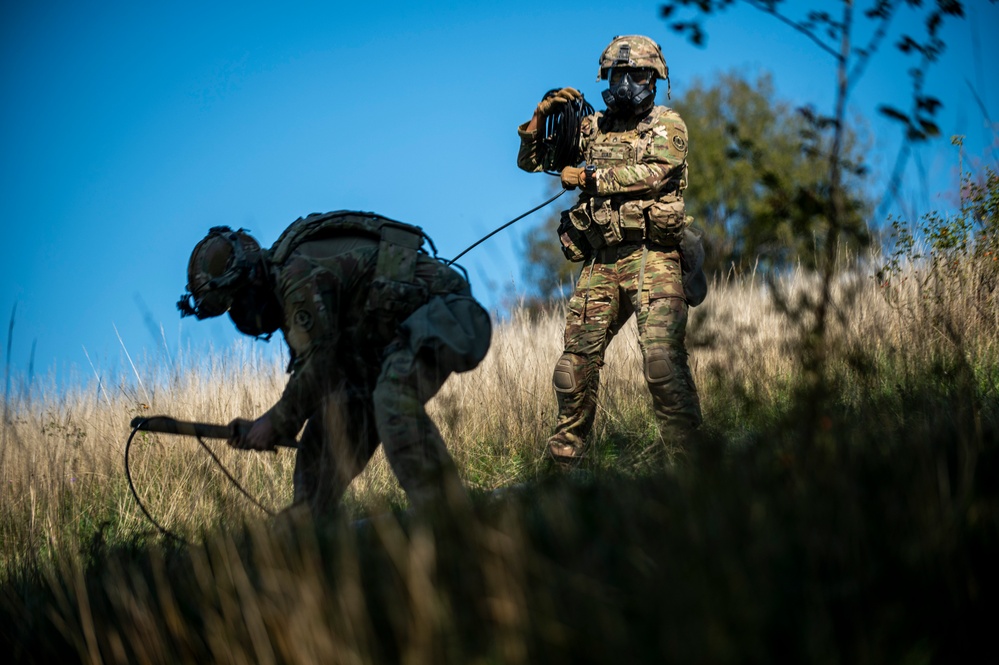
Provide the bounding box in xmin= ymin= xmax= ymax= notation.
xmin=178 ymin=211 xmax=492 ymax=519
xmin=516 ymin=35 xmax=704 ymax=465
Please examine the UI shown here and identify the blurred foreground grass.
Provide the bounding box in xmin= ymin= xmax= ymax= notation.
xmin=1 ymin=254 xmax=996 ymax=663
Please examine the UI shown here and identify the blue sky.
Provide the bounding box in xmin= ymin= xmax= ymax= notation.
xmin=2 ymin=0 xmax=997 ymax=386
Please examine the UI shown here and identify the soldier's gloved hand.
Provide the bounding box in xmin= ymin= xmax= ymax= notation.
xmin=560 ymin=166 xmax=589 ymax=190
xmin=228 ymin=414 xmax=278 ymax=452
xmin=536 ymin=87 xmax=582 ymax=117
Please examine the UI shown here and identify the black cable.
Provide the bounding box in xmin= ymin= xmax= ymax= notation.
xmin=125 ymin=420 xmax=277 ymax=544
xmin=193 ymin=434 xmax=276 ymax=517
xmin=125 ymin=424 xmax=189 ymax=545
xmin=539 ymin=90 xmax=595 ymax=175
xmin=443 ymin=90 xmax=592 ymax=267
xmin=445 ymin=188 xmax=568 ymax=266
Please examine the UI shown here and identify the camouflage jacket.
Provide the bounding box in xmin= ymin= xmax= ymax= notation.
xmin=262 ymin=213 xmax=470 ymax=438
xmin=518 ymin=105 xmax=690 ymax=248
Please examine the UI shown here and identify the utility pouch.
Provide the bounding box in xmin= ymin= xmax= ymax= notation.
xmin=679 ymin=223 xmax=708 ymax=307
xmin=568 ymin=201 xmax=606 ymax=251
xmin=366 ymin=224 xmax=428 ymax=329
xmin=557 ymin=211 xmax=592 ymax=262
xmin=646 ymin=199 xmax=686 ymax=246
xmin=619 ymin=200 xmax=647 ymax=240
xmin=588 ymin=196 xmax=621 ymax=248
xmin=374 ymin=224 xmax=422 ymax=283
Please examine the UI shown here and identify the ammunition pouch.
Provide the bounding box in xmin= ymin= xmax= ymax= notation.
xmin=645 ymin=197 xmax=687 ymax=247
xmin=557 ymin=211 xmax=592 ymax=262
xmin=365 ymin=224 xmax=429 ymax=336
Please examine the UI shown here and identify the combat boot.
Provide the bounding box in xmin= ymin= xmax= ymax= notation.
xmin=546 ymin=433 xmax=585 ymax=472
xmin=656 ymin=419 xmax=699 ymax=469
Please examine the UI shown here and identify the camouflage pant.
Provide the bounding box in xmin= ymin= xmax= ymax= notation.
xmin=292 ymin=345 xmax=464 ymax=519
xmin=293 ymin=294 xmax=490 ymax=519
xmin=549 ymin=242 xmax=701 ymax=459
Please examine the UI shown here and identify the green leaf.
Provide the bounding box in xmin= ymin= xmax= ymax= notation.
xmin=878 ymin=105 xmax=911 ymax=125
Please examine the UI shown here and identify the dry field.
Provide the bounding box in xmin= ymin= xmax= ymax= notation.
xmin=2 ymin=255 xmax=995 ymax=567
xmin=0 ymin=253 xmax=996 ymax=663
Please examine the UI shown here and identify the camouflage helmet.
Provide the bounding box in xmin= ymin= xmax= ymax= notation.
xmin=178 ymin=226 xmax=262 ymax=319
xmin=597 ymin=35 xmax=668 ymax=81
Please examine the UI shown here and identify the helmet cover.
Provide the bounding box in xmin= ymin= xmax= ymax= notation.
xmin=597 ymin=35 xmax=668 ymax=81
xmin=178 ymin=226 xmax=261 ymax=319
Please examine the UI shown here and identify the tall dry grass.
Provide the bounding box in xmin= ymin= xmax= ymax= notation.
xmin=0 ymin=251 xmax=996 ymax=663
xmin=1 ymin=252 xmax=996 ymax=571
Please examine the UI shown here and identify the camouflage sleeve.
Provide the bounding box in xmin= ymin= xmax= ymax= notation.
xmin=267 ymin=260 xmax=343 ymax=439
xmin=269 ymin=344 xmax=341 ymax=439
xmin=517 ymin=122 xmax=544 ymax=173
xmin=594 ymin=111 xmax=688 ymax=197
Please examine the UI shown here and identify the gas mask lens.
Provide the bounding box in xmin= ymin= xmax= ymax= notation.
xmin=609 ymin=68 xmax=652 ymax=86
xmin=603 ymin=67 xmax=655 ymax=112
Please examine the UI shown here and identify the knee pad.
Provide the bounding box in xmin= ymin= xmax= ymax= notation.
xmin=644 ymin=346 xmax=676 ymax=385
xmin=552 ymin=353 xmax=587 ymax=394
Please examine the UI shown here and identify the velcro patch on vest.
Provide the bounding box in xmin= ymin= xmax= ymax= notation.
xmin=589 ymin=143 xmax=633 ymax=166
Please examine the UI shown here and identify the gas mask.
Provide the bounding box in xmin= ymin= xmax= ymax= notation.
xmin=602 ymin=68 xmax=655 ymax=115
xmin=227 ymin=284 xmax=283 ymax=339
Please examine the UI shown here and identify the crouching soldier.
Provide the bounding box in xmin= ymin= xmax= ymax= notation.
xmin=178 ymin=211 xmax=492 ymax=520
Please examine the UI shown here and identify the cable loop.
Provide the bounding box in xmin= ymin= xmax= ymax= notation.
xmin=539 ymin=90 xmax=595 ymax=175
xmin=125 ymin=420 xmax=277 ymax=544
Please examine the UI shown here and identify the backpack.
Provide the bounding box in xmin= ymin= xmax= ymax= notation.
xmin=268 ymin=210 xmax=434 ymax=322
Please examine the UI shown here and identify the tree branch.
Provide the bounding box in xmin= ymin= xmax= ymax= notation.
xmin=847 ymin=0 xmax=897 ymax=94
xmin=743 ymin=0 xmax=842 ymax=60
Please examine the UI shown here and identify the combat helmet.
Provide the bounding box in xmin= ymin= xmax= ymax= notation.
xmin=597 ymin=35 xmax=670 ymax=113
xmin=178 ymin=226 xmax=263 ymax=319
xmin=597 ymin=35 xmax=668 ymax=81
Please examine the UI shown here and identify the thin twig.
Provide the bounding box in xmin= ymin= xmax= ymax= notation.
xmin=114 ymin=323 xmax=151 ymax=406
xmin=964 ymin=78 xmax=994 ymax=129
xmin=847 ymin=0 xmax=897 ymax=93
xmin=744 ymin=0 xmax=841 ymax=60
xmin=82 ymin=346 xmax=112 ymax=408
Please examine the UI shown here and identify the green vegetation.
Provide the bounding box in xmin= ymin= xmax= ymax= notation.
xmin=3 ymin=3 xmax=996 ymax=662
xmin=517 ymin=70 xmax=873 ymax=303
xmin=1 ymin=231 xmax=996 ymax=661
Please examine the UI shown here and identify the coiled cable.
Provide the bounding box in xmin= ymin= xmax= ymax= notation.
xmin=538 ymin=89 xmax=595 ymax=175
xmin=443 ymin=89 xmax=591 ymax=265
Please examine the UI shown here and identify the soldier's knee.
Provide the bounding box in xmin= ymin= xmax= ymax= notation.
xmin=644 ymin=345 xmax=679 ymax=385
xmin=552 ymin=353 xmax=588 ymax=394
xmin=645 ymin=344 xmax=701 ymax=424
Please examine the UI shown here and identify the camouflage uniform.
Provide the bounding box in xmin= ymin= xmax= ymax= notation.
xmin=517 ymin=36 xmax=702 ymax=460
xmin=214 ymin=212 xmax=491 ymax=517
